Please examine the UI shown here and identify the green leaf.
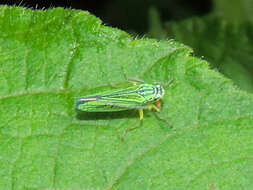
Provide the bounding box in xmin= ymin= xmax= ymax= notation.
xmin=0 ymin=6 xmax=253 ymax=189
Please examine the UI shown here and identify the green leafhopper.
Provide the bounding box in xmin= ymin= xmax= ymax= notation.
xmin=76 ymin=83 xmax=165 ymax=120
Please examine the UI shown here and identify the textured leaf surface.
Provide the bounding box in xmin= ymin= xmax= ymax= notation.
xmin=0 ymin=6 xmax=253 ymax=190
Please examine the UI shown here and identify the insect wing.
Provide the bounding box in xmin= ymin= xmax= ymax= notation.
xmin=76 ymin=84 xmax=158 ymax=112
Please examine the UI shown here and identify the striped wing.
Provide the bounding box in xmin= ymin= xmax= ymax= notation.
xmin=76 ymin=84 xmax=156 ymax=112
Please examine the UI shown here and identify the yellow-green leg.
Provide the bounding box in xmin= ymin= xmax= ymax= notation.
xmin=150 ymin=104 xmax=160 ymax=112
xmin=138 ymin=109 xmax=143 ymax=120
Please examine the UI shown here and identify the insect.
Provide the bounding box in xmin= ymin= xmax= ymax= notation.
xmin=76 ymin=83 xmax=165 ymax=120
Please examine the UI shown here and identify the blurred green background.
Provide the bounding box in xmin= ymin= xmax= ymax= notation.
xmin=2 ymin=0 xmax=253 ymax=92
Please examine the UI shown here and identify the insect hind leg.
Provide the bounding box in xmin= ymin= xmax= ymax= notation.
xmin=153 ymin=111 xmax=173 ymax=129
xmin=120 ymin=119 xmax=143 ymax=141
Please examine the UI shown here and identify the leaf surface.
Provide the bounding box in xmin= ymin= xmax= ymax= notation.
xmin=0 ymin=6 xmax=253 ymax=190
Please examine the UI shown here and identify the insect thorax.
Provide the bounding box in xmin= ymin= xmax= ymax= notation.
xmin=138 ymin=84 xmax=165 ymax=103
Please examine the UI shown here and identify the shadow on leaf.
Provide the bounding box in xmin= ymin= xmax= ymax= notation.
xmin=75 ymin=109 xmax=140 ymax=120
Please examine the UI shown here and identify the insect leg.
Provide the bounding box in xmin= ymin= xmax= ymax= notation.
xmin=127 ymin=77 xmax=145 ymax=85
xmin=120 ymin=119 xmax=143 ymax=141
xmin=153 ymin=112 xmax=173 ymax=128
xmin=150 ymin=104 xmax=160 ymax=112
xmin=138 ymin=109 xmax=144 ymax=120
